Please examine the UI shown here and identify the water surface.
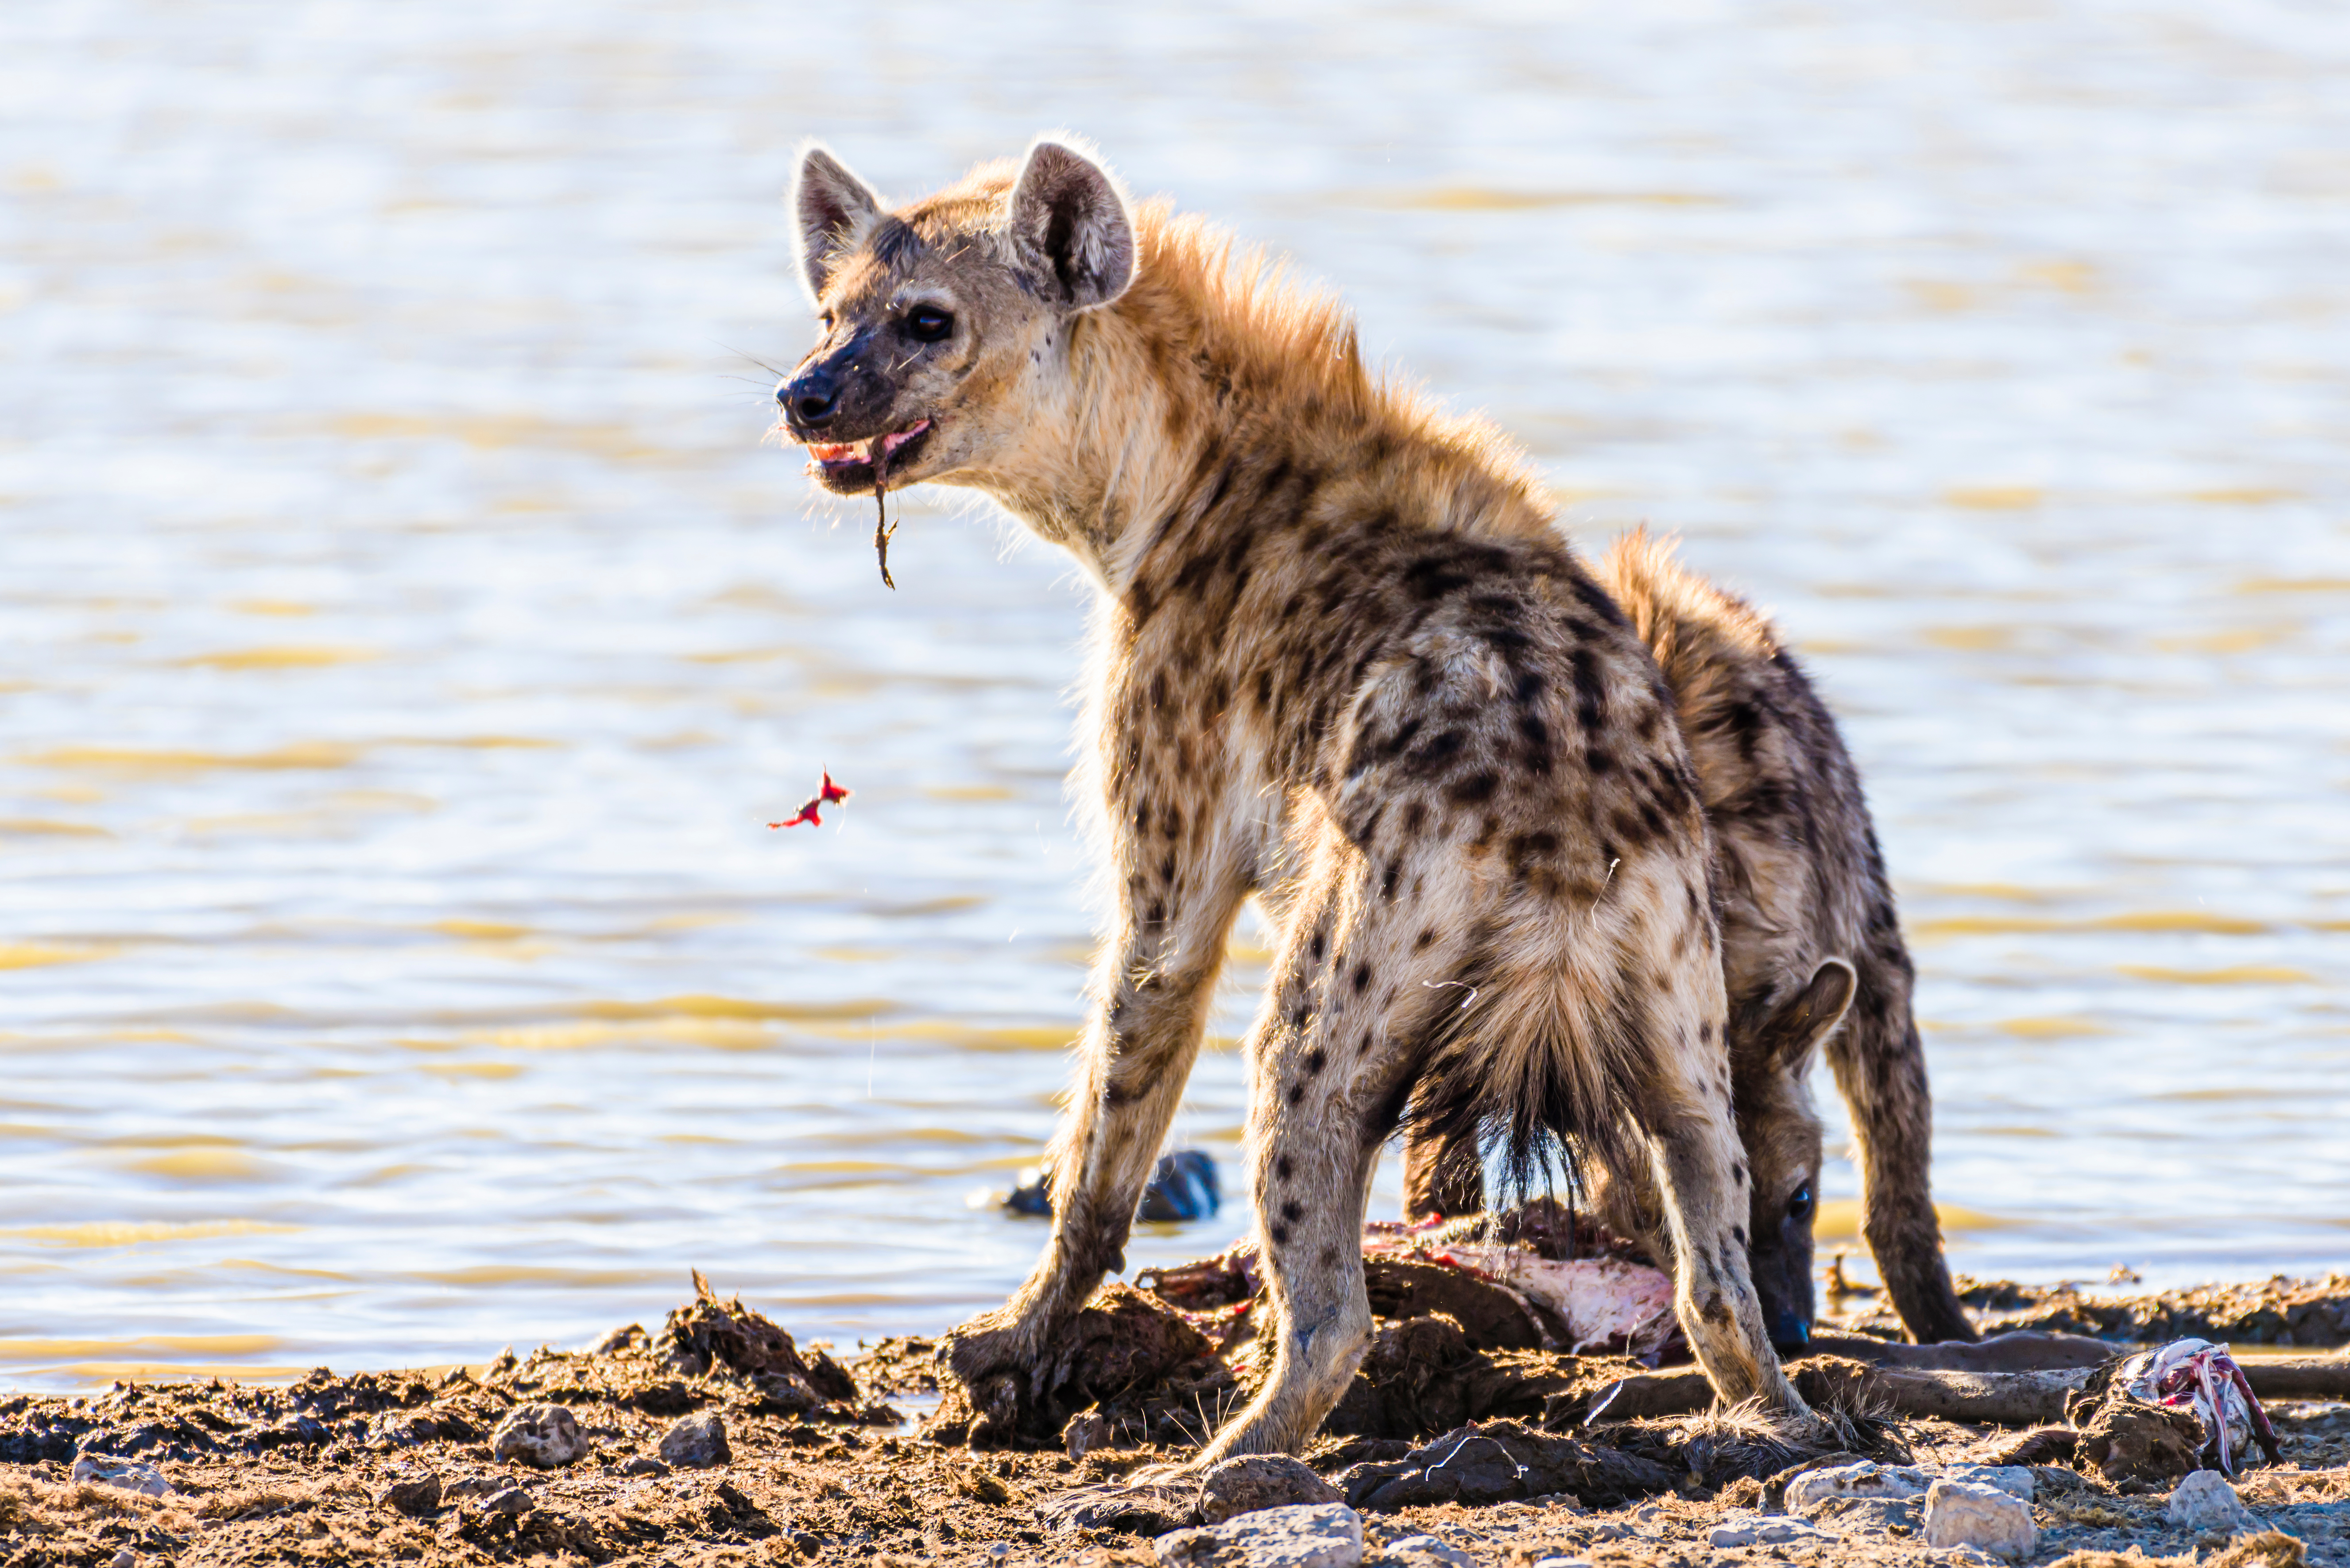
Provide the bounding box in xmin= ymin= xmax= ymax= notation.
xmin=2 ymin=0 xmax=2348 ymax=1390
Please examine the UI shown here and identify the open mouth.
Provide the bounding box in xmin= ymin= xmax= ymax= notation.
xmin=806 ymin=418 xmax=933 ymax=490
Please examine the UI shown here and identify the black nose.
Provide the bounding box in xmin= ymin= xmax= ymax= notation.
xmin=1771 ymin=1311 xmax=1811 ymax=1355
xmin=781 ymin=371 xmax=840 ymax=429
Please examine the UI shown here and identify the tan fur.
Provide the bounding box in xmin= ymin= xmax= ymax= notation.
xmin=776 ymin=139 xmax=1809 ymax=1457
xmin=1405 ymin=533 xmax=1974 ymax=1348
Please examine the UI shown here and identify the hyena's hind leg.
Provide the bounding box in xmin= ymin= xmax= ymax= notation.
xmin=1833 ymin=940 xmax=1975 ymax=1344
xmin=1193 ymin=847 xmax=1497 ymax=1462
xmin=1399 ymin=1117 xmax=1484 ymax=1221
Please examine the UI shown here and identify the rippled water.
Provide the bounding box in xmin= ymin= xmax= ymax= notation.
xmin=2 ymin=1 xmax=2347 ymax=1392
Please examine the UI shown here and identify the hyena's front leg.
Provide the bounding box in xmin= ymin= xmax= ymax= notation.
xmin=1638 ymin=1057 xmax=1810 ymax=1416
xmin=943 ymin=889 xmax=1244 ymax=1442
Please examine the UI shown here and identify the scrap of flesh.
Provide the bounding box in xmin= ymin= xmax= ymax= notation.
xmin=2119 ymin=1336 xmax=2281 ymax=1474
xmin=770 ymin=770 xmax=852 ymax=830
xmin=1362 ymin=1225 xmax=1679 ymax=1359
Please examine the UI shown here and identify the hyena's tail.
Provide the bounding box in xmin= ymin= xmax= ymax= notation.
xmin=1398 ymin=890 xmax=1692 ymax=1224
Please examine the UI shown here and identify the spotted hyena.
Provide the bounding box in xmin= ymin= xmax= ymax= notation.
xmin=773 ymin=136 xmax=1807 ymax=1458
xmin=1403 ymin=530 xmax=1976 ymax=1352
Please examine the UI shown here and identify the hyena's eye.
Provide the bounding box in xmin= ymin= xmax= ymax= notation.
xmin=1786 ymin=1183 xmax=1815 ymax=1222
xmin=906 ymin=305 xmax=954 ymax=342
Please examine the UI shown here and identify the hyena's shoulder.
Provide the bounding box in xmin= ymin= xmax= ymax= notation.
xmin=1594 ymin=530 xmax=1898 ymax=1020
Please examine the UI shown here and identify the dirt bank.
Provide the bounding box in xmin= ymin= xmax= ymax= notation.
xmin=4 ymin=1271 xmax=2347 ymax=1568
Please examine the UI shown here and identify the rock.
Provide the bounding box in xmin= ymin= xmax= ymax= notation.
xmin=1804 ymin=1495 xmax=1918 ymax=1533
xmin=69 ymin=1455 xmax=172 ymax=1498
xmin=1367 ymin=1534 xmax=1473 ymax=1567
xmin=1783 ymin=1460 xmax=1928 ymax=1514
xmin=1153 ymin=1502 xmax=1365 ymax=1568
xmin=489 ymin=1403 xmax=587 ymax=1468
xmin=1923 ymin=1478 xmax=2037 ymax=1560
xmin=1336 ymin=1419 xmax=1676 ymax=1511
xmin=1138 ymin=1149 xmax=1222 ymax=1221
xmin=1708 ymin=1515 xmax=1840 ymax=1548
xmin=1199 ymin=1454 xmax=1343 ymax=1526
xmin=657 ymin=1410 xmax=731 ymax=1469
xmin=1039 ymin=1479 xmax=1198 ymax=1535
xmin=472 ymin=1485 xmax=532 ymax=1517
xmin=615 ymin=1455 xmax=668 ymax=1477
xmin=2168 ymin=1469 xmax=2256 ymax=1533
xmin=1945 ymin=1464 xmax=2036 ymax=1500
xmin=373 ymin=1471 xmax=441 ymax=1515
xmin=441 ymin=1474 xmax=508 ymax=1502
xmin=1064 ymin=1410 xmax=1113 ymax=1461
xmin=591 ymin=1323 xmax=646 ymax=1354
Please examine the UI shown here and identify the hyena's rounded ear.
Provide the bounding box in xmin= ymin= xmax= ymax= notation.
xmin=1762 ymin=958 xmax=1858 ymax=1070
xmin=794 ymin=143 xmax=883 ymax=307
xmin=1009 ymin=138 xmax=1135 ymax=311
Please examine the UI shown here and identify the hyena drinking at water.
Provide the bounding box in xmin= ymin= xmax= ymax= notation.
xmin=1403 ymin=531 xmax=1976 ymax=1352
xmin=774 ymin=136 xmax=1812 ymax=1458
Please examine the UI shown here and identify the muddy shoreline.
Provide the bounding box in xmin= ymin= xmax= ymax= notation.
xmin=5 ymin=1270 xmax=2347 ymax=1568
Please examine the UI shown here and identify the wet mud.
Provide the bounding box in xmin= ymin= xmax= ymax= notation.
xmin=6 ymin=1271 xmax=2350 ymax=1567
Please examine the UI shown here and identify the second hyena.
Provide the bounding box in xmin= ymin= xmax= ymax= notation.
xmin=774 ymin=136 xmax=1808 ymax=1458
xmin=1403 ymin=531 xmax=1977 ymax=1352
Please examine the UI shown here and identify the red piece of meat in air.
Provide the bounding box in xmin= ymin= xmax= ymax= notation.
xmin=769 ymin=770 xmax=851 ymax=829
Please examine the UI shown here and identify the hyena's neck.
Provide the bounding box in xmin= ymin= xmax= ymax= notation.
xmin=967 ymin=217 xmax=1559 ymax=597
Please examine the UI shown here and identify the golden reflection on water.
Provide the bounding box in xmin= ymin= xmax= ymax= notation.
xmin=0 ymin=0 xmax=2347 ymax=1392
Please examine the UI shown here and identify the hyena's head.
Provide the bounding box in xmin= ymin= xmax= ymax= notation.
xmin=1733 ymin=958 xmax=1856 ymax=1355
xmin=775 ymin=137 xmax=1136 ymax=498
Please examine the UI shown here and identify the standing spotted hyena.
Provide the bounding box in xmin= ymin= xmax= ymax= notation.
xmin=774 ymin=136 xmax=1807 ymax=1458
xmin=1403 ymin=531 xmax=1977 ymax=1352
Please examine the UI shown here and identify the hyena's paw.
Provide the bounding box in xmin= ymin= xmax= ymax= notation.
xmin=940 ymin=1307 xmax=1055 ymax=1445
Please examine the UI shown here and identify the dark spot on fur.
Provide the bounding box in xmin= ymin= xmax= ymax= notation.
xmin=1281 ymin=1201 xmax=1303 ymax=1223
xmin=1304 ymin=1047 xmax=1326 ymax=1076
xmin=1269 ymin=1223 xmax=1290 ymax=1246
xmin=1351 ymin=963 xmax=1371 ymax=993
xmin=1448 ymin=771 xmax=1499 ymax=807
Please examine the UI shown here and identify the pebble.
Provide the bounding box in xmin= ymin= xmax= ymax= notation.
xmin=1924 ymin=1477 xmax=2038 ymax=1561
xmin=473 ymin=1485 xmax=532 ymax=1517
xmin=615 ymin=1455 xmax=669 ymax=1478
xmin=1199 ymin=1454 xmax=1343 ymax=1526
xmin=1946 ymin=1465 xmax=2037 ymax=1501
xmin=658 ymin=1410 xmax=732 ymax=1468
xmin=2167 ymin=1470 xmax=2256 ymax=1533
xmin=1368 ymin=1534 xmax=1474 ymax=1568
xmin=1708 ymin=1514 xmax=1840 ymax=1548
xmin=372 ymin=1471 xmax=442 ymax=1515
xmin=69 ymin=1455 xmax=173 ymax=1498
xmin=1784 ymin=1461 xmax=1928 ymax=1514
xmin=1063 ymin=1410 xmax=1113 ymax=1461
xmin=489 ymin=1402 xmax=587 ymax=1468
xmin=1154 ymin=1501 xmax=1366 ymax=1568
